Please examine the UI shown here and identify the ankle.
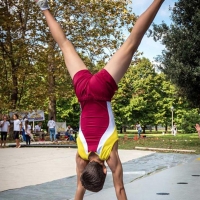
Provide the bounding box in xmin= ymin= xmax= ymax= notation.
xmin=36 ymin=0 xmax=49 ymax=11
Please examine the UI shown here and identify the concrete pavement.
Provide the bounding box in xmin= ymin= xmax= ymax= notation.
xmin=0 ymin=147 xmax=153 ymax=192
xmin=0 ymin=146 xmax=199 ymax=200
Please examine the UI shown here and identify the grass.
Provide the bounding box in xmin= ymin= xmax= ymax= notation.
xmin=6 ymin=131 xmax=200 ymax=154
xmin=118 ymin=132 xmax=200 ymax=154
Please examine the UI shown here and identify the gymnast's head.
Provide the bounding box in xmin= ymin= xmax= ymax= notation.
xmin=80 ymin=153 xmax=107 ymax=192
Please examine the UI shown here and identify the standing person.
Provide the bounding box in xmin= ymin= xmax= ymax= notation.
xmin=21 ymin=115 xmax=28 ymax=142
xmin=47 ymin=117 xmax=56 ymax=142
xmin=25 ymin=120 xmax=32 ymax=145
xmin=0 ymin=115 xmax=10 ymax=148
xmin=35 ymin=0 xmax=165 ymax=199
xmin=173 ymin=123 xmax=177 ymax=136
xmin=13 ymin=114 xmax=22 ymax=148
xmin=195 ymin=124 xmax=200 ymax=139
xmin=136 ymin=122 xmax=142 ymax=138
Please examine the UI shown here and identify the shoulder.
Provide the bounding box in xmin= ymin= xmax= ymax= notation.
xmin=76 ymin=153 xmax=88 ymax=172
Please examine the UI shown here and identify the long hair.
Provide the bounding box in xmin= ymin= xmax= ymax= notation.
xmin=80 ymin=161 xmax=106 ymax=192
xmin=25 ymin=120 xmax=29 ymax=132
xmin=14 ymin=113 xmax=19 ymax=119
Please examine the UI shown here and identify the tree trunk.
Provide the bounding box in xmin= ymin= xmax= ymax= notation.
xmin=11 ymin=64 xmax=18 ymax=109
xmin=155 ymin=124 xmax=158 ymax=131
xmin=48 ymin=72 xmax=56 ymax=120
xmin=123 ymin=125 xmax=126 ymax=133
xmin=142 ymin=126 xmax=145 ymax=133
xmin=47 ymin=34 xmax=57 ymax=120
xmin=165 ymin=124 xmax=168 ymax=132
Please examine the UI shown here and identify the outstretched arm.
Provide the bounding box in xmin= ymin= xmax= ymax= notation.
xmin=106 ymin=142 xmax=127 ymax=200
xmin=74 ymin=153 xmax=88 ymax=200
xmin=36 ymin=0 xmax=87 ymax=79
xmin=104 ymin=0 xmax=165 ymax=84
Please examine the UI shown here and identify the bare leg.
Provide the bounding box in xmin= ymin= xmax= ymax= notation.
xmin=36 ymin=2 xmax=87 ymax=79
xmin=104 ymin=0 xmax=165 ymax=84
xmin=16 ymin=139 xmax=20 ymax=148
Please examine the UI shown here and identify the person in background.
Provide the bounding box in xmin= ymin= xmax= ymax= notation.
xmin=136 ymin=122 xmax=142 ymax=138
xmin=195 ymin=124 xmax=200 ymax=139
xmin=47 ymin=117 xmax=56 ymax=142
xmin=13 ymin=114 xmax=22 ymax=148
xmin=25 ymin=120 xmax=32 ymax=145
xmin=65 ymin=125 xmax=75 ymax=141
xmin=0 ymin=115 xmax=10 ymax=148
xmin=173 ymin=123 xmax=177 ymax=136
xmin=35 ymin=122 xmax=44 ymax=141
xmin=21 ymin=115 xmax=28 ymax=142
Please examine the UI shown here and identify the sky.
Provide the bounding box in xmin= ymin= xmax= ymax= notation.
xmin=131 ymin=0 xmax=177 ymax=62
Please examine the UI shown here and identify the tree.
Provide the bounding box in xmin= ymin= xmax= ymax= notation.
xmin=150 ymin=0 xmax=200 ymax=108
xmin=0 ymin=0 xmax=137 ymax=119
xmin=112 ymin=65 xmax=135 ymax=132
xmin=0 ymin=0 xmax=34 ymax=109
xmin=181 ymin=109 xmax=200 ymax=133
xmin=113 ymin=57 xmax=182 ymax=133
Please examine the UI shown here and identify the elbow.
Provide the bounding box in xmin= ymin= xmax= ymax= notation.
xmin=118 ymin=185 xmax=125 ymax=193
xmin=116 ymin=185 xmax=127 ymax=199
xmin=60 ymin=39 xmax=74 ymax=52
xmin=126 ymin=35 xmax=143 ymax=52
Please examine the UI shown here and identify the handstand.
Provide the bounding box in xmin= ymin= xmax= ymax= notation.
xmin=35 ymin=0 xmax=164 ymax=199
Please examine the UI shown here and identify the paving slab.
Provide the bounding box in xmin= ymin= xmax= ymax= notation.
xmin=84 ymin=157 xmax=200 ymax=200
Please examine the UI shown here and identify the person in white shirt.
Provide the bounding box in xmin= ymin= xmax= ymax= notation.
xmin=172 ymin=123 xmax=177 ymax=136
xmin=0 ymin=115 xmax=10 ymax=148
xmin=136 ymin=122 xmax=142 ymax=138
xmin=35 ymin=122 xmax=44 ymax=141
xmin=47 ymin=117 xmax=56 ymax=142
xmin=13 ymin=114 xmax=22 ymax=148
xmin=25 ymin=120 xmax=32 ymax=145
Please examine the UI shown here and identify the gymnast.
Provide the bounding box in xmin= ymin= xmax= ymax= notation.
xmin=35 ymin=0 xmax=165 ymax=199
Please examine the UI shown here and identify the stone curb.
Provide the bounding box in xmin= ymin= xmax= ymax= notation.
xmin=135 ymin=146 xmax=196 ymax=153
xmin=8 ymin=144 xmax=77 ymax=148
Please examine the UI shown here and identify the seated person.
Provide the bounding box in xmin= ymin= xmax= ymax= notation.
xmin=56 ymin=132 xmax=60 ymax=140
xmin=65 ymin=125 xmax=75 ymax=141
xmin=35 ymin=122 xmax=44 ymax=140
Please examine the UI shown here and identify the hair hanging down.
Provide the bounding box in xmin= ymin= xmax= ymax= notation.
xmin=80 ymin=161 xmax=106 ymax=192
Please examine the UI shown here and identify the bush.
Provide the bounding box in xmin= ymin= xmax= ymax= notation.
xmin=181 ymin=110 xmax=200 ymax=133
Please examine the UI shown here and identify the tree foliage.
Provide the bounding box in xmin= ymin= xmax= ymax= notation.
xmin=113 ymin=58 xmax=179 ymax=131
xmin=150 ymin=0 xmax=200 ymax=108
xmin=181 ymin=109 xmax=200 ymax=133
xmin=0 ymin=0 xmax=136 ymax=118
